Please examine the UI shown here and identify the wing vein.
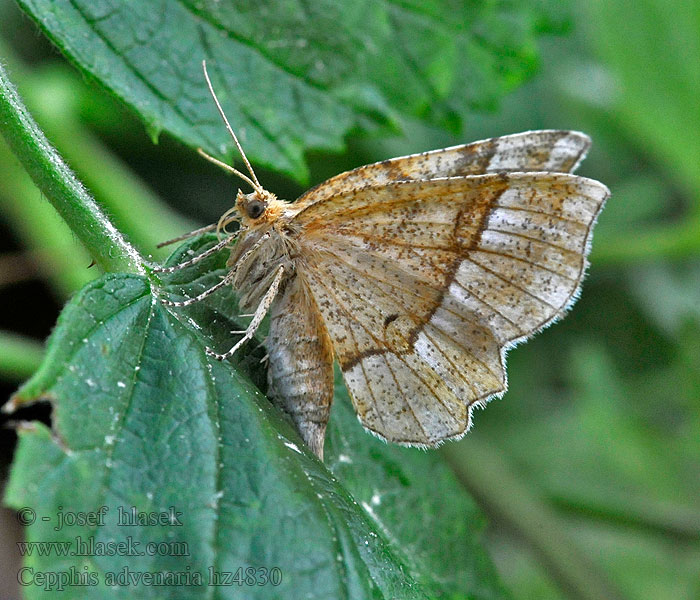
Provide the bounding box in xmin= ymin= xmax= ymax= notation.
xmin=465 ymin=256 xmax=559 ymax=310
xmin=311 ymin=250 xmax=502 ymax=388
xmin=425 ymin=325 xmax=502 ymax=387
xmin=307 ymin=273 xmax=461 ymax=423
xmin=493 ymin=204 xmax=589 ymax=227
xmin=314 ymin=247 xmax=486 ymax=331
xmin=311 ymin=232 xmax=461 ymax=300
xmin=420 ymin=329 xmax=479 ymax=399
xmin=451 ymin=278 xmax=520 ymax=327
xmin=381 ymin=353 xmax=430 ymax=439
xmin=472 ymin=247 xmax=577 ymax=282
xmin=319 ymin=230 xmax=459 ymax=252
xmin=485 ymin=229 xmax=580 ymax=256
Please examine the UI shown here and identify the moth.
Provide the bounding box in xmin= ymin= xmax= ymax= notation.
xmin=155 ymin=62 xmax=609 ymax=460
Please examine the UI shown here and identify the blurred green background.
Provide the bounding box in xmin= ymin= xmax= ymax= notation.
xmin=0 ymin=0 xmax=698 ymax=599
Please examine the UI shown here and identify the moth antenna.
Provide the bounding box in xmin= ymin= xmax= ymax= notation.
xmin=201 ymin=59 xmax=262 ymax=192
xmin=197 ymin=148 xmax=258 ymax=191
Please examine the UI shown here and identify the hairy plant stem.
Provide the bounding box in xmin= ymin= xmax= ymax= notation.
xmin=0 ymin=61 xmax=142 ymax=274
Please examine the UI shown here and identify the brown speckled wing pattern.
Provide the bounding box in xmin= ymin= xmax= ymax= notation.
xmin=266 ymin=130 xmax=608 ymax=454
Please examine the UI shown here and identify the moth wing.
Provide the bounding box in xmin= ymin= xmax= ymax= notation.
xmin=294 ymin=173 xmax=609 ymax=444
xmin=295 ymin=130 xmax=590 ymax=209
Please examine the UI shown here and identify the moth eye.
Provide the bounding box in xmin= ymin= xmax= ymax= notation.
xmin=246 ymin=199 xmax=266 ymax=219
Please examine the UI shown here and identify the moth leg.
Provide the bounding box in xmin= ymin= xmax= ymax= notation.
xmin=206 ymin=265 xmax=285 ymax=361
xmin=150 ymin=232 xmax=238 ymax=274
xmin=160 ymin=267 xmax=238 ymax=307
xmin=156 ymin=223 xmax=217 ymax=248
xmin=156 ymin=231 xmax=269 ymax=306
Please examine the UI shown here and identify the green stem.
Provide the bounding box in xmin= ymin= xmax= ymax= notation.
xmin=0 ymin=331 xmax=44 ymax=381
xmin=0 ymin=138 xmax=95 ymax=297
xmin=0 ymin=61 xmax=142 ymax=274
xmin=22 ymin=64 xmax=195 ymax=260
xmin=549 ymin=487 xmax=700 ymax=540
xmin=442 ymin=440 xmax=628 ymax=600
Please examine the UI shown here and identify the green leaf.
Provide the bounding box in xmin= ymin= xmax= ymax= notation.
xmin=627 ymin=262 xmax=700 ymax=337
xmin=5 ymin=273 xmax=425 ymax=599
xmin=586 ymin=0 xmax=700 ymax=194
xmin=5 ymin=237 xmax=507 ymax=599
xmin=469 ymin=280 xmax=700 ymax=598
xmin=326 ymin=376 xmax=509 ymax=600
xmin=16 ymin=0 xmax=558 ymax=180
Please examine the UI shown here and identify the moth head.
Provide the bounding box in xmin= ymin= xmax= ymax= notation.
xmin=235 ymin=189 xmax=283 ymax=227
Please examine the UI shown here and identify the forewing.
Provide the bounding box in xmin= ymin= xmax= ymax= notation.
xmin=295 ymin=130 xmax=590 ymax=209
xmin=299 ymin=248 xmax=503 ymax=444
xmin=295 ymin=173 xmax=609 ymax=444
